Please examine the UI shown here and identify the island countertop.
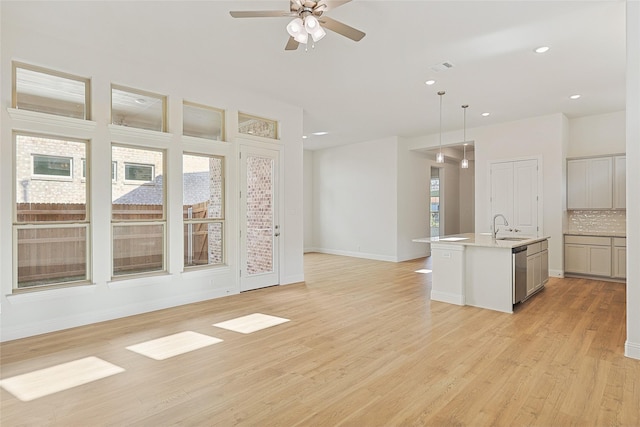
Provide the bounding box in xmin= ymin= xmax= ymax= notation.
xmin=412 ymin=233 xmax=551 ymax=249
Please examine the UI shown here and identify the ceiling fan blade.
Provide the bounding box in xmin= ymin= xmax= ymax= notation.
xmin=229 ymin=11 xmax=296 ymax=18
xmin=323 ymin=0 xmax=352 ymax=11
xmin=285 ymin=36 xmax=300 ymax=51
xmin=318 ymin=16 xmax=365 ymax=41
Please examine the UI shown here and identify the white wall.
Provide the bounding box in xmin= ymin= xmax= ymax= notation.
xmin=568 ymin=111 xmax=626 ymax=157
xmin=312 ymin=137 xmax=398 ymax=261
xmin=625 ymin=0 xmax=640 ymax=360
xmin=396 ymin=138 xmax=431 ymax=261
xmin=303 ymin=150 xmax=314 ymax=252
xmin=0 ymin=3 xmax=304 ymax=340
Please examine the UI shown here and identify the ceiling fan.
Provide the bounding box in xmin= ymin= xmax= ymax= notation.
xmin=229 ymin=0 xmax=365 ymax=50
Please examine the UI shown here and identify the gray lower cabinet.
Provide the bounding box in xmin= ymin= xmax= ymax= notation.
xmin=612 ymin=237 xmax=627 ymax=279
xmin=526 ymin=240 xmax=548 ymax=296
xmin=564 ymin=235 xmax=625 ymax=279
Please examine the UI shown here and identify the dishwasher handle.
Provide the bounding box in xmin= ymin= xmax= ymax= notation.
xmin=512 ymin=245 xmax=527 ymax=254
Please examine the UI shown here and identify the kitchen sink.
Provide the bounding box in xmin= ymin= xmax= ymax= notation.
xmin=496 ymin=237 xmax=530 ymax=241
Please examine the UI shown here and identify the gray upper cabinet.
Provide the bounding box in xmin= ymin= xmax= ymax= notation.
xmin=614 ymin=156 xmax=626 ymax=209
xmin=567 ymin=156 xmax=614 ymax=209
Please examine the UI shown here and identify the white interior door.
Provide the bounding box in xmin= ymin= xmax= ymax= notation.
xmin=239 ymin=146 xmax=280 ymax=291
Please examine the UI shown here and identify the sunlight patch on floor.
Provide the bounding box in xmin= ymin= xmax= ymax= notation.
xmin=415 ymin=269 xmax=432 ymax=274
xmin=125 ymin=331 xmax=223 ymax=360
xmin=213 ymin=313 xmax=290 ymax=334
xmin=0 ymin=356 xmax=124 ymax=402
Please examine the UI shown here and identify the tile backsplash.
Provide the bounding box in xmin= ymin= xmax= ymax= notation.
xmin=566 ymin=210 xmax=626 ymax=233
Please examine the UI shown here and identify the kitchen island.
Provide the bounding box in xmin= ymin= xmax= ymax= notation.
xmin=413 ymin=233 xmax=550 ymax=313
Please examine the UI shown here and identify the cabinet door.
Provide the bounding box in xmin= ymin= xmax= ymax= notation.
xmin=565 ymin=244 xmax=589 ymax=274
xmin=567 ymin=159 xmax=589 ymax=209
xmin=614 ymin=156 xmax=626 ymax=209
xmin=526 ymin=254 xmax=537 ymax=295
xmin=587 ymin=245 xmax=612 ymax=276
xmin=613 ymin=246 xmax=627 ymax=279
xmin=540 ymin=250 xmax=549 ymax=286
xmin=589 ymin=157 xmax=613 ymax=208
xmin=512 ymin=160 xmax=538 ymax=236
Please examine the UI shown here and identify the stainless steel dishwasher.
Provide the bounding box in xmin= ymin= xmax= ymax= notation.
xmin=512 ymin=245 xmax=528 ymax=304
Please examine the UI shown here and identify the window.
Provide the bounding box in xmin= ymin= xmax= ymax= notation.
xmin=112 ymin=161 xmax=117 ymax=182
xmin=183 ymin=153 xmax=225 ymax=268
xmin=183 ymin=101 xmax=225 ymax=141
xmin=238 ymin=112 xmax=278 ymax=139
xmin=124 ymin=163 xmax=154 ymax=183
xmin=111 ymin=85 xmax=166 ymax=132
xmin=112 ymin=145 xmax=165 ymax=277
xmin=33 ymin=154 xmax=72 ymax=178
xmin=14 ymin=134 xmax=89 ymax=289
xmin=13 ymin=62 xmax=90 ymax=120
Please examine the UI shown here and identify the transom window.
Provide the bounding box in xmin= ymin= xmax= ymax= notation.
xmin=13 ymin=62 xmax=90 ymax=120
xmin=238 ymin=112 xmax=278 ymax=139
xmin=111 ymin=85 xmax=166 ymax=132
xmin=183 ymin=101 xmax=225 ymax=141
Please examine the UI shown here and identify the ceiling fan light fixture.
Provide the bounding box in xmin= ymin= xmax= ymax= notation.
xmin=294 ymin=31 xmax=309 ymax=44
xmin=287 ymin=17 xmax=305 ymax=37
xmin=310 ymin=25 xmax=326 ymax=42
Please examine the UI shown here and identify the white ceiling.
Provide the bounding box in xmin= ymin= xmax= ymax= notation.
xmin=5 ymin=1 xmax=627 ymax=150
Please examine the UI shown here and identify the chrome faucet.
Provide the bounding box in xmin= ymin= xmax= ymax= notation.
xmin=493 ymin=214 xmax=509 ymax=239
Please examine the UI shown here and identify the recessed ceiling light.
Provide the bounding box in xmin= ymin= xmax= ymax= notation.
xmin=425 ymin=80 xmax=436 ymax=85
xmin=311 ymin=131 xmax=328 ymax=136
xmin=302 ymin=135 xmax=308 ymax=139
xmin=534 ymin=46 xmax=550 ymax=54
xmin=481 ymin=112 xmax=490 ymax=117
xmin=569 ymin=94 xmax=581 ymax=100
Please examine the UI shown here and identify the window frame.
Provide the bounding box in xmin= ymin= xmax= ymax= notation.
xmin=31 ymin=154 xmax=73 ymax=180
xmin=111 ymin=144 xmax=167 ymax=279
xmin=12 ymin=61 xmax=91 ymax=120
xmin=13 ymin=132 xmax=91 ymax=291
xmin=124 ymin=162 xmax=155 ymax=184
xmin=182 ymin=152 xmax=226 ymax=270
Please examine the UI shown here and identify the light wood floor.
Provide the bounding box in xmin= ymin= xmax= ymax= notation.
xmin=1 ymin=253 xmax=639 ymax=426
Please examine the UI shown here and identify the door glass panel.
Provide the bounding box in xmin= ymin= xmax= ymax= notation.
xmin=246 ymin=155 xmax=274 ymax=275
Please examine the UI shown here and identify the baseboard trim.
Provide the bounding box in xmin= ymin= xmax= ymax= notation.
xmin=311 ymin=248 xmax=397 ymax=262
xmin=431 ymin=290 xmax=465 ymax=306
xmin=625 ymin=340 xmax=640 ymax=360
xmin=549 ymin=269 xmax=564 ymax=278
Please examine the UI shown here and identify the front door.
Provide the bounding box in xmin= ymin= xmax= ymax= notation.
xmin=239 ymin=146 xmax=280 ymax=291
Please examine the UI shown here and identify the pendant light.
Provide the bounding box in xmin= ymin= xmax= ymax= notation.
xmin=436 ymin=91 xmax=445 ymax=163
xmin=461 ymin=104 xmax=469 ymax=169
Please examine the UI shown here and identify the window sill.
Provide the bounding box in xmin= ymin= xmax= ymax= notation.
xmin=8 ymin=108 xmax=97 ymax=133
